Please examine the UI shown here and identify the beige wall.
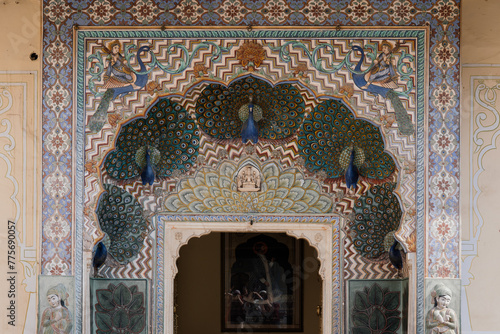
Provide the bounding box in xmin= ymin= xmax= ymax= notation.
xmin=0 ymin=0 xmax=41 ymax=332
xmin=461 ymin=0 xmax=500 ymax=332
xmin=176 ymin=233 xmax=321 ymax=334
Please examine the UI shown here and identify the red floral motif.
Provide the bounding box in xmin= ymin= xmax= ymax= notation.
xmin=49 ymin=220 xmax=64 ymax=236
xmin=51 ymin=47 xmax=66 ymax=63
xmin=437 ymin=47 xmax=452 ymax=63
xmin=49 ymin=4 xmax=67 ymax=18
xmin=182 ymin=4 xmax=196 ymax=18
xmin=435 ymin=265 xmax=452 ymax=278
xmin=137 ymin=3 xmax=153 ymax=18
xmin=93 ymin=4 xmax=108 ymax=18
xmin=352 ymin=5 xmax=367 ymax=18
xmin=436 ymin=179 xmax=451 ymax=193
xmin=436 ymin=91 xmax=451 ymax=106
xmin=436 ymin=222 xmax=450 ymax=237
xmin=51 ymin=134 xmax=64 ymax=150
xmin=50 ymin=91 xmax=65 ymax=106
xmin=49 ymin=265 xmax=65 ymax=276
xmin=436 ymin=134 xmax=451 ymax=149
xmin=438 ymin=4 xmax=453 ymax=18
xmin=51 ymin=178 xmax=67 ymax=196
xmin=394 ymin=5 xmax=410 ymax=20
xmin=309 ymin=4 xmax=324 ymax=18
xmin=225 ymin=4 xmax=239 ymax=18
xmin=268 ymin=4 xmax=284 ymax=18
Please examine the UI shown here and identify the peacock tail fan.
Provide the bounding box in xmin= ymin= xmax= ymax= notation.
xmin=297 ymin=99 xmax=396 ymax=183
xmin=195 ymin=75 xmax=306 ymax=142
xmin=348 ymin=182 xmax=402 ymax=259
xmin=96 ymin=184 xmax=150 ymax=265
xmin=103 ymin=97 xmax=200 ymax=183
xmin=386 ymin=90 xmax=414 ymax=136
xmin=88 ymin=88 xmax=115 ymax=133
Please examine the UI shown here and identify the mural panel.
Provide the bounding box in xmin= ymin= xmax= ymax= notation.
xmin=74 ymin=28 xmax=425 ymax=332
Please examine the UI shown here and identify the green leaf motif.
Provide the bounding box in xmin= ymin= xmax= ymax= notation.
xmin=368 ymin=283 xmax=384 ymax=306
xmin=354 ymin=291 xmax=370 ymax=311
xmin=352 ymin=312 xmax=369 ymax=327
xmin=112 ymin=308 xmax=130 ymax=329
xmin=383 ymin=291 xmax=400 ymax=311
xmin=113 ymin=283 xmax=132 ymax=306
xmin=129 ymin=292 xmax=144 ymax=312
xmin=96 ymin=290 xmax=115 ymax=311
xmin=95 ymin=312 xmax=113 ymax=332
xmin=129 ymin=313 xmax=146 ymax=333
xmin=385 ymin=316 xmax=401 ymax=332
xmin=352 ymin=326 xmax=372 ymax=334
xmin=369 ymin=308 xmax=386 ymax=331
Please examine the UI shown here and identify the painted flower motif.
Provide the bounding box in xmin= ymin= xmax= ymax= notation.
xmin=46 ymin=85 xmax=70 ymax=109
xmin=45 ymin=126 xmax=70 ymax=156
xmin=433 ymin=1 xmax=459 ymax=23
xmin=193 ymin=63 xmax=209 ymax=78
xmin=434 ymin=265 xmax=452 ymax=278
xmin=46 ymin=170 xmax=71 ymax=198
xmin=175 ymin=0 xmax=202 ymax=23
xmin=431 ymin=85 xmax=457 ymax=110
xmin=163 ymin=158 xmax=333 ymax=213
xmin=45 ymin=215 xmax=71 ymax=241
xmin=263 ymin=0 xmax=288 ymax=24
xmin=44 ymin=255 xmax=69 ymax=276
xmin=85 ymin=160 xmax=98 ymax=174
xmin=431 ymin=173 xmax=457 ymax=198
xmin=46 ymin=40 xmax=71 ymax=68
xmin=432 ymin=39 xmax=458 ymax=69
xmin=391 ymin=1 xmax=413 ymax=24
xmin=236 ymin=40 xmax=266 ymax=69
xmin=346 ymin=0 xmax=372 ymax=23
xmin=132 ymin=0 xmax=158 ymax=24
xmin=89 ymin=0 xmax=114 ymax=24
xmin=43 ymin=0 xmax=71 ymax=25
xmin=431 ymin=126 xmax=456 ymax=156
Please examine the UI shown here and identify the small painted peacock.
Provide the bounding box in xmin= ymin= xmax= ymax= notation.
xmin=195 ymin=75 xmax=306 ymax=144
xmin=95 ymin=184 xmax=150 ymax=265
xmin=103 ymin=97 xmax=200 ymax=184
xmin=297 ymin=99 xmax=396 ymax=189
xmin=347 ymin=182 xmax=402 ymax=260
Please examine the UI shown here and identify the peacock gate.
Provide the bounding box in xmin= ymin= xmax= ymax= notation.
xmin=77 ymin=28 xmax=426 ymax=333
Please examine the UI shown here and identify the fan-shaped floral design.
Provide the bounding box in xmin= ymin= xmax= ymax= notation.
xmin=163 ymin=159 xmax=332 ymax=213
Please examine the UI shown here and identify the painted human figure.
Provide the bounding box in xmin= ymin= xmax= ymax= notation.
xmin=38 ymin=283 xmax=73 ymax=334
xmin=361 ymin=40 xmax=400 ymax=90
xmin=426 ymin=283 xmax=458 ymax=334
xmin=102 ymin=40 xmax=139 ymax=90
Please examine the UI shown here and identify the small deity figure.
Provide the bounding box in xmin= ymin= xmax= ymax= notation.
xmin=38 ymin=283 xmax=73 ymax=334
xmin=237 ymin=166 xmax=261 ymax=192
xmin=426 ymin=283 xmax=458 ymax=334
xmin=361 ymin=40 xmax=400 ymax=90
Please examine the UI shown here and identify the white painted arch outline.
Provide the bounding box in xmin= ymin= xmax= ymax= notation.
xmin=162 ymin=217 xmax=341 ymax=334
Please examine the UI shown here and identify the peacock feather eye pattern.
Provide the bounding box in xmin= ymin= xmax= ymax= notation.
xmin=96 ymin=184 xmax=150 ymax=265
xmin=297 ymin=99 xmax=396 ymax=181
xmin=104 ymin=98 xmax=200 ymax=182
xmin=348 ymin=183 xmax=402 ymax=259
xmin=195 ymin=75 xmax=306 ymax=141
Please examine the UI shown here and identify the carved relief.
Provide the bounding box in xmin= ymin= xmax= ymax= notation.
xmin=237 ymin=165 xmax=261 ymax=192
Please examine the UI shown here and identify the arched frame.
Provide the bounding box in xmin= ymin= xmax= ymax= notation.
xmin=160 ymin=214 xmax=341 ymax=334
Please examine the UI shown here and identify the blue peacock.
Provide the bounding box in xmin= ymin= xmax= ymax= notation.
xmin=103 ymin=97 xmax=200 ymax=185
xmin=297 ymin=99 xmax=396 ymax=190
xmin=350 ymin=45 xmax=414 ymax=136
xmin=195 ymin=75 xmax=306 ymax=144
xmin=95 ymin=184 xmax=150 ymax=265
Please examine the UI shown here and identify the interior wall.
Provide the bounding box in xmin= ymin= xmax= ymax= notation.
xmin=461 ymin=0 xmax=500 ymax=332
xmin=176 ymin=233 xmax=321 ymax=334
